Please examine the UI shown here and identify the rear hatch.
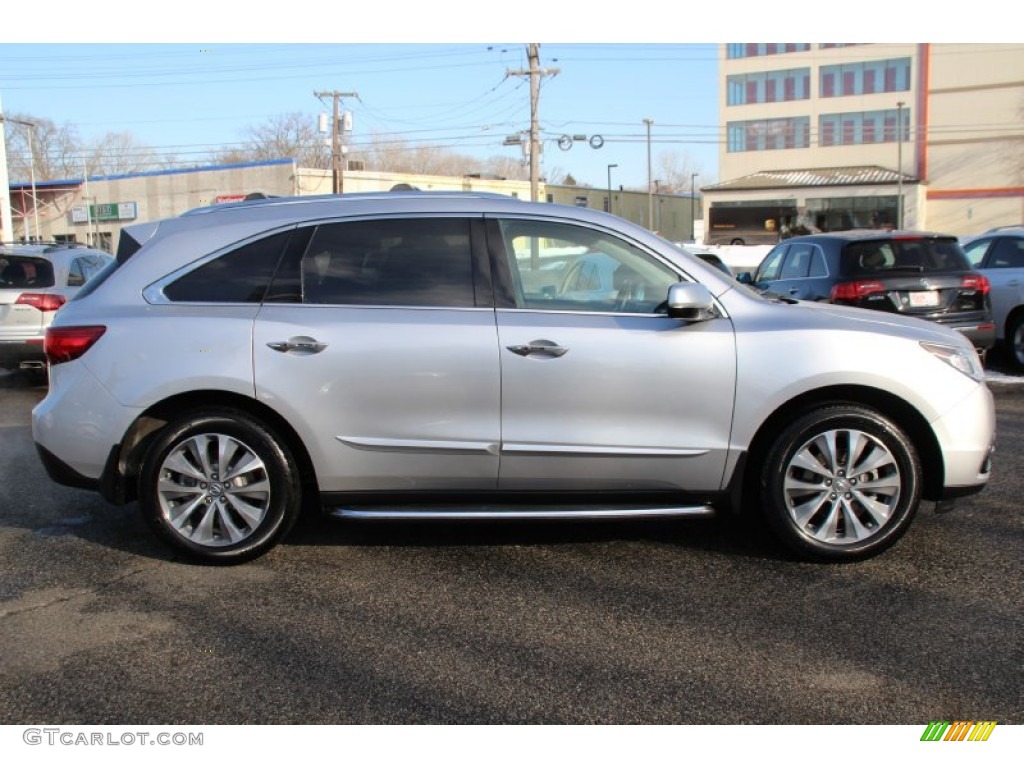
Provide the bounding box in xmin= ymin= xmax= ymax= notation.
xmin=835 ymin=235 xmax=989 ymax=319
xmin=0 ymin=255 xmax=58 ymax=340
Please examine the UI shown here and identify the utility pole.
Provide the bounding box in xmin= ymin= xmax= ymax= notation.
xmin=643 ymin=118 xmax=654 ymax=229
xmin=691 ymin=173 xmax=699 ymax=242
xmin=508 ymin=44 xmax=559 ymax=202
xmin=314 ymin=90 xmax=357 ymax=194
xmin=0 ymin=96 xmax=13 ymax=242
xmin=896 ymin=101 xmax=905 ymax=229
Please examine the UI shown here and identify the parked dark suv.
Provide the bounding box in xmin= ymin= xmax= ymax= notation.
xmin=740 ymin=231 xmax=995 ymax=354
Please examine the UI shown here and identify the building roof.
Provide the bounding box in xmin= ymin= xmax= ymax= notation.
xmin=8 ymin=157 xmax=296 ymax=188
xmin=705 ymin=166 xmax=917 ymax=192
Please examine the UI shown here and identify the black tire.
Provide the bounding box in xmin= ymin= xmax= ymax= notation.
xmin=759 ymin=404 xmax=921 ymax=562
xmin=139 ymin=409 xmax=302 ymax=564
xmin=730 ymin=238 xmax=745 ymax=246
xmin=1005 ymin=312 xmax=1024 ymax=371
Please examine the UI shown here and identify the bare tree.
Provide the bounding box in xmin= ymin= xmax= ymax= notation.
xmin=654 ymin=150 xmax=710 ymax=193
xmin=2 ymin=113 xmax=82 ymax=181
xmin=215 ymin=112 xmax=330 ymax=169
xmin=351 ymin=132 xmax=529 ymax=180
xmin=85 ymin=131 xmax=161 ymax=176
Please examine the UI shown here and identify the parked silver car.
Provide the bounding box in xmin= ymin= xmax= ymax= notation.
xmin=962 ymin=226 xmax=1024 ymax=369
xmin=0 ymin=242 xmax=113 ymax=374
xmin=33 ymin=193 xmax=995 ymax=564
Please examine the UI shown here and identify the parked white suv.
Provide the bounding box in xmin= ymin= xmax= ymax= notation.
xmin=0 ymin=242 xmax=113 ymax=375
xmin=33 ymin=193 xmax=995 ymax=564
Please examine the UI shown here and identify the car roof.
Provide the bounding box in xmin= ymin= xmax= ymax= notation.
xmin=0 ymin=242 xmax=111 ymax=259
xmin=966 ymin=227 xmax=1024 ymax=240
xmin=784 ymin=229 xmax=959 ymax=243
xmin=180 ymin=190 xmax=524 ymax=218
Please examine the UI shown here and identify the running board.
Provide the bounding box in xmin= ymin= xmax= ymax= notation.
xmin=328 ymin=504 xmax=716 ymax=521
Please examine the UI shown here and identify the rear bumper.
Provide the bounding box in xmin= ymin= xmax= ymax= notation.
xmin=35 ymin=443 xmax=100 ymax=491
xmin=939 ymin=319 xmax=996 ymax=352
xmin=0 ymin=337 xmax=46 ymax=368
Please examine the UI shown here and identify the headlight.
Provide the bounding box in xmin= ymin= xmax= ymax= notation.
xmin=920 ymin=341 xmax=985 ymax=382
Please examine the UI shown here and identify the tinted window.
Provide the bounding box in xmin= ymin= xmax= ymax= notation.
xmin=808 ymin=248 xmax=828 ymax=278
xmin=499 ymin=219 xmax=678 ymax=313
xmin=988 ymin=237 xmax=1024 ymax=269
xmin=756 ymin=245 xmax=788 ymax=282
xmin=962 ymin=237 xmax=993 ymax=268
xmin=300 ymin=218 xmax=475 ymax=307
xmin=780 ymin=243 xmax=816 ymax=279
xmin=0 ymin=256 xmax=55 ymax=288
xmin=165 ymin=230 xmax=292 ymax=303
xmin=844 ymin=238 xmax=970 ymax=275
xmin=68 ymin=254 xmax=110 ymax=287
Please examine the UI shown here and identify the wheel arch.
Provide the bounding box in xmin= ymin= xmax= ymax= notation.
xmin=739 ymin=384 xmax=944 ymax=508
xmin=110 ymin=390 xmax=320 ymax=507
xmin=1001 ymin=303 xmax=1024 ymax=342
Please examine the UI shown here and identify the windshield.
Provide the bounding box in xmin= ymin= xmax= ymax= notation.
xmin=0 ymin=256 xmax=56 ymax=289
xmin=842 ymin=237 xmax=970 ymax=275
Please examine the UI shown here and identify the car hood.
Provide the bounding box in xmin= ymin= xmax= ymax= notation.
xmin=722 ymin=287 xmax=973 ymax=349
xmin=789 ymin=297 xmax=971 ymax=346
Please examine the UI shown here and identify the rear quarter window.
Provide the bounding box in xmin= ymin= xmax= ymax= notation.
xmin=164 ymin=230 xmax=293 ymax=303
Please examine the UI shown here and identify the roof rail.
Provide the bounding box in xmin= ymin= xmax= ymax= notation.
xmin=984 ymin=224 xmax=1024 ymax=233
xmin=180 ymin=190 xmax=520 ymax=216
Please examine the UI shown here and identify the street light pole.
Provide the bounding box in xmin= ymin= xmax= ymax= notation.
xmin=606 ymin=163 xmax=618 ymax=215
xmin=643 ymin=118 xmax=654 ymax=229
xmin=0 ymin=115 xmax=40 ymax=241
xmin=690 ymin=173 xmax=699 ymax=242
xmin=896 ymin=101 xmax=905 ymax=230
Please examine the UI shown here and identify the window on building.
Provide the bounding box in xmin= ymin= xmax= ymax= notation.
xmin=727 ymin=117 xmax=811 ymax=152
xmin=820 ymin=109 xmax=909 ymax=147
xmin=727 ymin=68 xmax=810 ymax=105
xmin=727 ymin=43 xmax=810 ymax=59
xmin=820 ymin=58 xmax=911 ymax=97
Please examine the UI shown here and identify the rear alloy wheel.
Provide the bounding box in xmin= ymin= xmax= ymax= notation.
xmin=139 ymin=410 xmax=301 ymax=564
xmin=1006 ymin=313 xmax=1024 ymax=371
xmin=760 ymin=404 xmax=921 ymax=561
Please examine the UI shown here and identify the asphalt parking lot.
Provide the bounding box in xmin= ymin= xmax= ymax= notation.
xmin=0 ymin=366 xmax=1020 ymax=726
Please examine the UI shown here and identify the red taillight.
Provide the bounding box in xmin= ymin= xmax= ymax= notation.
xmin=831 ymin=280 xmax=886 ymax=301
xmin=45 ymin=326 xmax=106 ymax=365
xmin=961 ymin=274 xmax=990 ymax=295
xmin=16 ymin=293 xmax=66 ymax=312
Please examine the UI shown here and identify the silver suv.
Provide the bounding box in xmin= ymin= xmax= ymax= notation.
xmin=962 ymin=226 xmax=1024 ymax=369
xmin=32 ymin=193 xmax=995 ymax=564
xmin=1 ymin=242 xmax=113 ymax=374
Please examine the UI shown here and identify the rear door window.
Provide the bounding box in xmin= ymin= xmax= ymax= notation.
xmin=988 ymin=237 xmax=1024 ymax=269
xmin=296 ymin=218 xmax=477 ymax=308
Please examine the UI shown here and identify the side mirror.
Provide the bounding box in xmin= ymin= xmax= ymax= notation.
xmin=666 ymin=282 xmax=717 ymax=322
xmin=735 ymin=272 xmax=753 ymax=284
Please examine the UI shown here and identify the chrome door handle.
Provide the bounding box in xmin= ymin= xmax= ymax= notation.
xmin=506 ymin=340 xmax=568 ymax=358
xmin=267 ymin=336 xmax=328 ymax=354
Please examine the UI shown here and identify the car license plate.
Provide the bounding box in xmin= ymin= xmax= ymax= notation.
xmin=908 ymin=290 xmax=939 ymax=308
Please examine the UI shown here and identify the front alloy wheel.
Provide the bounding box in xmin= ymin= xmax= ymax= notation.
xmin=761 ymin=404 xmax=921 ymax=561
xmin=140 ymin=410 xmax=301 ymax=564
